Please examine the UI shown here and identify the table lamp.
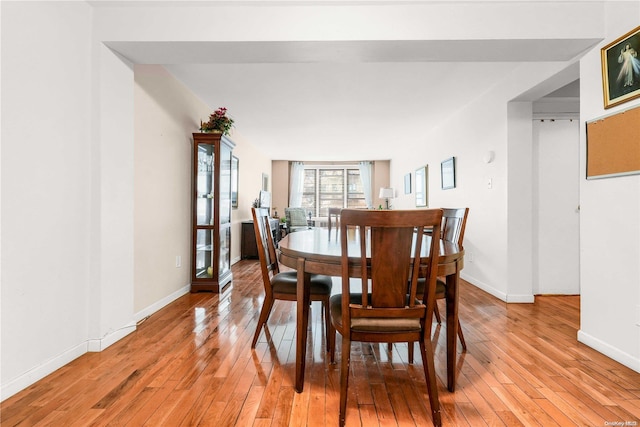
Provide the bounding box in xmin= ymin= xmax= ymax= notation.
xmin=379 ymin=187 xmax=394 ymax=209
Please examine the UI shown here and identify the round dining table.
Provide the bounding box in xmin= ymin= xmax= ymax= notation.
xmin=278 ymin=227 xmax=464 ymax=393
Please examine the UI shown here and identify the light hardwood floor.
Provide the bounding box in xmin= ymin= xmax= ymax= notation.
xmin=2 ymin=260 xmax=640 ymax=426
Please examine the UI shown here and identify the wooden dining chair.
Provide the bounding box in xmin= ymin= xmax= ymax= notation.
xmin=410 ymin=207 xmax=469 ymax=354
xmin=393 ymin=207 xmax=470 ymax=361
xmin=327 ymin=207 xmax=341 ymax=233
xmin=250 ymin=207 xmax=334 ymax=350
xmin=329 ymin=209 xmax=443 ymax=427
xmin=433 ymin=207 xmax=469 ymax=350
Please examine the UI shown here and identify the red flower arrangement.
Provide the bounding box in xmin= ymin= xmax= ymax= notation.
xmin=200 ymin=107 xmax=234 ymax=135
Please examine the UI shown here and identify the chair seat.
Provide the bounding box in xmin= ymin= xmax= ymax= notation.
xmin=272 ymin=271 xmax=333 ymax=295
xmin=416 ymin=277 xmax=446 ymax=298
xmin=330 ymin=293 xmax=422 ymax=333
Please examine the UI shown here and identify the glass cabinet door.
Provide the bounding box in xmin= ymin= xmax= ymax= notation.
xmin=219 ymin=226 xmax=231 ymax=277
xmin=196 ymin=144 xmax=215 ymax=226
xmin=195 ymin=229 xmax=214 ymax=278
xmin=218 ymin=143 xmax=232 ymax=278
xmin=219 ymin=142 xmax=232 ymax=226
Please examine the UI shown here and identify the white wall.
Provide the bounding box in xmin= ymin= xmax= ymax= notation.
xmin=1 ymin=1 xmax=139 ymax=397
xmin=0 ymin=3 xmax=272 ymax=400
xmin=228 ymin=128 xmax=274 ymax=241
xmin=577 ymin=2 xmax=640 ymax=371
xmin=392 ymin=62 xmax=576 ymax=302
xmin=133 ymin=64 xmax=271 ymax=313
xmin=391 ymin=3 xmax=640 ymax=373
xmin=134 ymin=65 xmax=205 ymax=313
xmin=1 ymin=2 xmax=94 ymax=398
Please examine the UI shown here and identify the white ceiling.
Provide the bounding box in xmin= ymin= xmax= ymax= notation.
xmin=110 ymin=39 xmax=592 ymax=160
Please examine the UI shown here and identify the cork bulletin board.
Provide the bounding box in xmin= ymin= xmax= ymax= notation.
xmin=586 ymin=104 xmax=640 ymax=179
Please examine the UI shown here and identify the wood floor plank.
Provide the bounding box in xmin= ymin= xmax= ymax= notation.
xmin=235 ymin=385 xmax=266 ymax=427
xmin=455 ymin=370 xmax=506 ymax=427
xmin=271 ymin=386 xmax=295 ymax=427
xmin=288 ymin=374 xmax=312 ymax=427
xmin=306 ymin=355 xmax=329 ymax=427
xmin=177 ymin=377 xmax=227 ymax=426
xmin=2 ymin=263 xmax=640 ymax=427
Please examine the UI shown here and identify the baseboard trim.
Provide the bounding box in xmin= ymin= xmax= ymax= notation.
xmin=460 ymin=273 xmax=507 ymax=301
xmin=1 ymin=342 xmax=87 ymax=401
xmin=578 ymin=330 xmax=640 ymax=373
xmin=506 ymin=294 xmax=535 ymax=303
xmin=461 ymin=273 xmax=534 ymax=303
xmin=87 ymin=322 xmax=137 ymax=352
xmin=133 ymin=283 xmax=191 ymax=324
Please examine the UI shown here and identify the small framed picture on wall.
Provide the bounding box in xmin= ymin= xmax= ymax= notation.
xmin=404 ymin=173 xmax=412 ymax=194
xmin=415 ymin=166 xmax=427 ymax=207
xmin=231 ymin=156 xmax=239 ymax=208
xmin=441 ymin=157 xmax=456 ymax=190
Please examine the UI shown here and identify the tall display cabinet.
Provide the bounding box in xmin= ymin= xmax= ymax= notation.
xmin=191 ymin=132 xmax=235 ymax=292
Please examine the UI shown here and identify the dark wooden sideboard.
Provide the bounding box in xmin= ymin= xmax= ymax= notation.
xmin=241 ymin=219 xmax=280 ymax=259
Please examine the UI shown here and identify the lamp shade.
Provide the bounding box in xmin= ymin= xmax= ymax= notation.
xmin=379 ymin=187 xmax=394 ymax=199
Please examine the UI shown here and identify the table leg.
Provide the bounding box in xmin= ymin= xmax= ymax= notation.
xmin=445 ymin=264 xmax=460 ymax=392
xmin=295 ymin=257 xmax=311 ymax=393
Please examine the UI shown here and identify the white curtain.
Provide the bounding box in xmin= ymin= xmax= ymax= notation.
xmin=289 ymin=161 xmax=305 ymax=207
xmin=358 ymin=161 xmax=373 ymax=208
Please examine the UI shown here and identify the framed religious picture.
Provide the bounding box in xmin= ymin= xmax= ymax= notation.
xmin=601 ymin=25 xmax=640 ymax=109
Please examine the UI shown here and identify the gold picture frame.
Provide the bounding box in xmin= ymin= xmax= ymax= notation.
xmin=601 ymin=25 xmax=640 ymax=109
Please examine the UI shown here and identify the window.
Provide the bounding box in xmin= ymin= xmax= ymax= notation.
xmin=301 ymin=166 xmax=366 ymax=217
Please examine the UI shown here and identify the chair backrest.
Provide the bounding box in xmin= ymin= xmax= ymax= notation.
xmin=441 ymin=207 xmax=469 ymax=246
xmin=339 ymin=209 xmax=443 ymax=331
xmin=252 ymin=207 xmax=280 ymax=293
xmin=284 ymin=207 xmax=309 ymax=231
xmin=327 ymin=207 xmax=341 ymax=233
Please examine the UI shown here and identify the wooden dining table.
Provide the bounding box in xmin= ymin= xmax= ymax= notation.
xmin=278 ymin=227 xmax=464 ymax=393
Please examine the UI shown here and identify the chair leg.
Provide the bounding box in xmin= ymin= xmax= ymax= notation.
xmin=408 ymin=342 xmax=414 ymax=364
xmin=323 ymin=298 xmax=333 ymax=353
xmin=433 ymin=303 xmax=442 ymax=324
xmin=457 ymin=319 xmax=467 ymax=351
xmin=251 ymin=295 xmax=274 ymax=348
xmin=329 ymin=326 xmax=336 ymax=363
xmin=419 ymin=336 xmax=442 ymax=427
xmin=339 ymin=335 xmax=351 ymax=427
